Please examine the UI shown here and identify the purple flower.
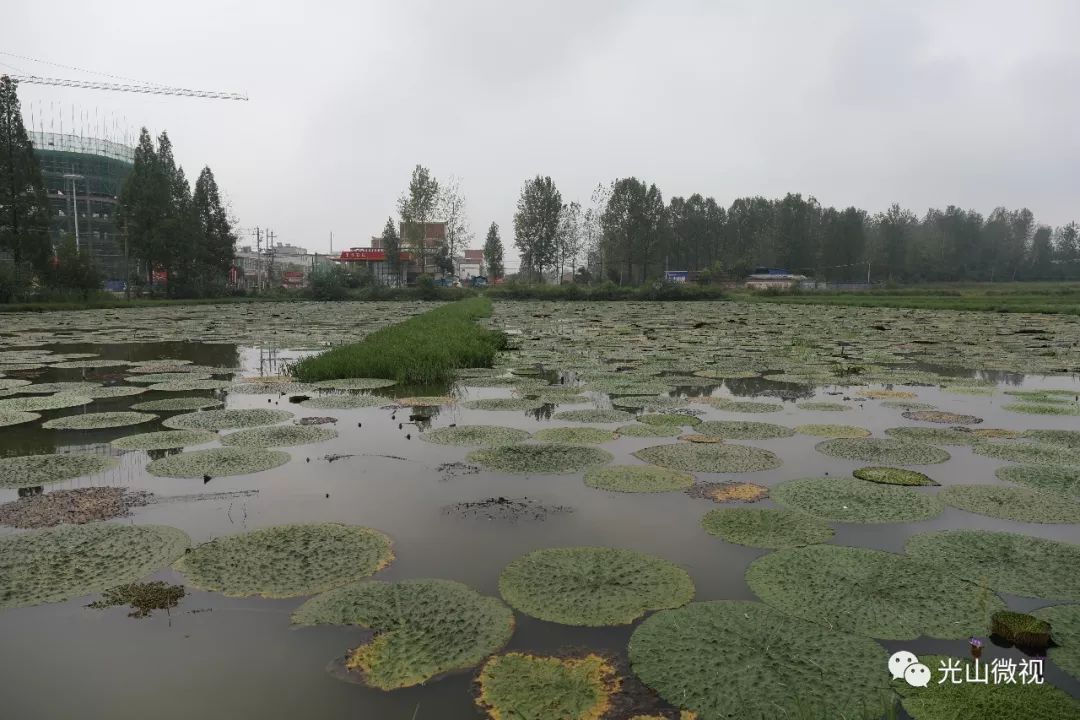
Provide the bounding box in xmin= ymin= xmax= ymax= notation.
xmin=969 ymin=637 xmax=983 ymax=648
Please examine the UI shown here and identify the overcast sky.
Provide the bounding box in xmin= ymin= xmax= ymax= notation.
xmin=3 ymin=0 xmax=1078 ymax=265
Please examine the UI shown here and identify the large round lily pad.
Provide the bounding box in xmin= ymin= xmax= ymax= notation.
xmin=795 ymin=423 xmax=871 ymax=438
xmin=638 ymin=413 xmax=701 ymax=428
xmin=694 ymin=420 xmax=794 ymax=439
xmin=300 ymin=394 xmax=390 ymax=409
xmin=498 ymin=546 xmax=694 ymax=626
xmin=815 ymin=437 xmax=950 ymax=464
xmin=146 ymin=447 xmax=290 ymax=478
xmin=553 ymin=408 xmax=634 ymax=423
xmin=995 ymin=464 xmax=1080 ymax=498
xmin=796 ymin=401 xmax=851 ymax=411
xmin=1032 ymin=604 xmax=1080 ymax=681
xmin=313 ymin=378 xmax=396 ymax=390
xmin=894 ymin=654 xmax=1079 ymax=720
xmin=584 ymin=465 xmax=693 ymax=493
xmin=615 ymin=423 xmax=682 ymax=438
xmin=219 ymin=425 xmax=337 ymax=448
xmin=0 ymin=453 xmax=119 ymax=488
xmin=112 ymin=429 xmax=217 ymax=451
xmin=853 ymin=466 xmax=938 ymax=486
xmin=420 ymin=425 xmax=530 ymax=446
xmin=746 ymin=544 xmax=1005 ymax=639
xmin=146 ymin=379 xmax=231 ymax=392
xmin=972 ymin=441 xmax=1080 ymax=466
xmin=701 ymin=507 xmax=834 ymax=549
xmin=0 ymin=393 xmax=92 ymax=412
xmin=468 ymin=444 xmax=612 ymax=474
xmin=175 ymin=523 xmax=393 ymax=598
xmin=628 ymin=601 xmax=892 ymax=719
xmin=163 ymin=408 xmax=293 ymax=432
xmin=902 ymin=410 xmax=983 ymax=424
xmin=476 ymin=652 xmax=618 ymax=720
xmin=885 ymin=426 xmax=977 ymax=445
xmin=771 ymin=477 xmax=944 ymax=523
xmin=0 ymin=523 xmax=190 ymax=609
xmin=292 ymin=579 xmax=514 ymax=690
xmin=42 ymin=411 xmax=157 ymax=431
xmin=634 ymin=442 xmax=781 ymax=473
xmin=1020 ymin=430 xmax=1080 ymax=450
xmin=533 ymin=427 xmax=617 ymax=444
xmin=130 ymin=397 xmax=224 ymax=412
xmin=463 ymin=397 xmax=544 ymax=412
xmin=939 ymin=484 xmax=1080 ymax=524
xmin=0 ymin=410 xmax=39 ymax=427
xmin=905 ymin=530 xmax=1080 ymax=601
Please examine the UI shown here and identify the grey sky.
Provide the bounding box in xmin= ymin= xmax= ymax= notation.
xmin=4 ymin=0 xmax=1078 ymax=265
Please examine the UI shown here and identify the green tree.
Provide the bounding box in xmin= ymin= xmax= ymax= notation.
xmin=1029 ymin=225 xmax=1054 ymax=278
xmin=601 ymin=177 xmax=667 ymax=284
xmin=483 ymin=221 xmax=504 ymax=279
xmin=119 ymin=128 xmax=169 ymax=288
xmin=191 ymin=166 xmax=236 ymax=293
xmin=380 ymin=217 xmax=402 ymax=284
xmin=398 ymin=165 xmax=440 ymax=275
xmin=513 ymin=176 xmax=562 ymax=281
xmin=46 ymin=235 xmax=101 ymax=298
xmin=874 ymin=203 xmax=917 ymax=281
xmin=438 ymin=175 xmax=471 ymax=276
xmin=557 ymin=201 xmax=582 ymax=282
xmin=0 ymin=76 xmax=51 ymax=277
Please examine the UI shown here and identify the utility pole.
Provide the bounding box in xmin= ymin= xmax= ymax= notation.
xmin=266 ymin=230 xmax=276 ymax=289
xmin=255 ymin=226 xmax=262 ymax=293
xmin=63 ymin=173 xmax=84 ymax=251
xmin=329 ymin=231 xmax=333 ymax=255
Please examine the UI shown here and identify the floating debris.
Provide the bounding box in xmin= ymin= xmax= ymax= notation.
xmin=87 ymin=581 xmax=185 ymax=618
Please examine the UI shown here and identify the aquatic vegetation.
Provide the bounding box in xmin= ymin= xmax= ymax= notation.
xmin=291 ymin=298 xmax=506 ymax=384
xmin=746 ymin=545 xmax=1005 ymax=639
xmin=111 ymin=429 xmax=216 ymax=450
xmin=881 ymin=400 xmax=937 ymax=410
xmin=906 ymin=530 xmax=1080 ymax=600
xmin=884 ymin=426 xmax=978 ymax=445
xmin=14 ymin=381 xmax=101 ymax=395
xmin=130 ymin=397 xmax=224 ymax=412
xmin=147 ymin=379 xmax=232 ymax=392
xmin=610 ymin=395 xmax=688 ymax=411
xmin=995 ymin=464 xmax=1080 ymax=497
xmin=694 ymin=420 xmax=794 ymax=439
xmin=0 ymin=410 xmax=39 ymax=427
xmin=554 ymin=408 xmax=634 ymax=423
xmin=772 ymin=477 xmax=943 ymax=523
xmin=88 ymin=581 xmax=185 ymax=618
xmin=990 ymin=610 xmax=1052 ymax=649
xmin=0 ymin=453 xmax=119 ymax=488
xmin=468 ymin=444 xmax=613 ymax=474
xmin=0 ymin=487 xmax=149 ymax=528
xmin=0 ymin=522 xmax=190 ymax=608
xmin=0 ymin=378 xmax=31 ymax=391
xmin=146 ymin=447 xmax=290 ymax=478
xmin=313 ymin=378 xmax=397 ymax=390
xmin=616 ymin=423 xmax=683 ymax=437
xmin=584 ymin=465 xmax=693 ymax=493
xmin=972 ymin=440 xmax=1080 ymax=466
xmin=476 ymin=652 xmax=619 ymax=720
xmin=853 ymin=466 xmax=937 ymax=486
xmin=678 ymin=433 xmax=724 ymax=443
xmin=858 ymin=389 xmax=917 ymax=399
xmin=894 ymin=654 xmax=1079 ymax=720
xmin=534 ymin=427 xmax=617 ymax=444
xmin=971 ymin=427 xmax=1021 ymax=439
xmin=445 ymin=496 xmax=572 ymax=522
xmin=292 ymin=578 xmax=514 ymax=690
xmin=795 ymin=423 xmax=871 ymax=438
xmin=0 ymin=393 xmax=92 ymax=412
xmin=634 ymin=442 xmax=781 ymax=472
xmin=50 ymin=358 xmax=131 ymax=369
xmin=796 ymin=401 xmax=851 ymax=411
xmin=686 ymin=481 xmax=769 ymax=503
xmin=628 ymin=601 xmax=892 ymax=719
xmin=300 ymin=394 xmax=391 ymax=409
xmin=815 ymin=437 xmax=950 ymax=464
xmin=701 ymin=507 xmax=834 ymax=548
xmin=127 ymin=372 xmax=213 ymax=384
xmin=939 ymin=484 xmax=1080 ymax=523
xmin=163 ymin=408 xmax=294 ymax=431
xmin=689 ymin=397 xmax=782 ymax=413
xmin=394 ymin=395 xmax=457 ymax=407
xmin=464 ymin=397 xmax=544 ymax=411
xmin=227 ymin=381 xmax=311 ymax=395
xmin=638 ymin=413 xmax=702 ymax=427
xmin=1020 ymin=429 xmax=1080 ymax=449
xmin=42 ymin=411 xmax=157 ymax=430
xmin=902 ymin=410 xmax=984 ymax=424
xmin=498 ymin=546 xmax=694 ymax=626
xmin=175 ymin=523 xmax=393 ymax=597
xmin=84 ymin=386 xmax=148 ymax=399
xmin=1033 ymin=604 xmax=1080 ymax=681
xmin=219 ymin=425 xmax=338 ymax=448
xmin=421 ymin=425 xmax=531 ymax=446
xmin=1002 ymin=402 xmax=1080 ymax=416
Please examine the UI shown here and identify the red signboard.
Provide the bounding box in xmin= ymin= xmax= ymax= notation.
xmin=338 ymin=249 xmax=413 ymax=262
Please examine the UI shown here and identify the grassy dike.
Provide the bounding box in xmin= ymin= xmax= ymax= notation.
xmin=290 ymin=297 xmax=506 ymax=384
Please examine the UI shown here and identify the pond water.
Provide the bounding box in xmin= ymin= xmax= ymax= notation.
xmin=1 ymin=301 xmax=1079 ymax=719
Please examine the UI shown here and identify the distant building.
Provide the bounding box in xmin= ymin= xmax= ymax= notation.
xmin=233 ymin=244 xmax=331 ymax=290
xmin=334 ymin=222 xmax=448 ymax=285
xmin=458 ymin=249 xmax=484 ymax=279
xmin=745 ymin=267 xmax=807 ymax=290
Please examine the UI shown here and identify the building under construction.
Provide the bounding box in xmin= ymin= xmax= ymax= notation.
xmin=28 ymin=131 xmax=135 ymax=284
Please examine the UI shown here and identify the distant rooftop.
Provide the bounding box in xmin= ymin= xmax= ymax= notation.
xmin=28 ymin=131 xmax=135 ymax=164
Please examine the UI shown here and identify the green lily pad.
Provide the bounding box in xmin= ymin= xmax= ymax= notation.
xmin=476 ymin=652 xmax=618 ymax=720
xmin=0 ymin=393 xmax=92 ymax=412
xmin=533 ymin=427 xmax=617 ymax=444
xmin=694 ymin=420 xmax=794 ymax=439
xmin=638 ymin=413 xmax=702 ymax=427
xmin=995 ymin=464 xmax=1080 ymax=498
xmin=583 ymin=465 xmax=693 ymax=493
xmin=15 ymin=381 xmax=101 ymax=395
xmin=313 ymin=378 xmax=397 ymax=390
xmin=1032 ymin=604 xmax=1080 ymax=681
xmin=146 ymin=447 xmax=290 ymax=478
xmin=796 ymin=423 xmax=871 ymax=438
xmin=420 ymin=425 xmax=531 ymax=446
xmin=746 ymin=544 xmax=1005 ymax=639
xmin=884 ymin=426 xmax=978 ymax=445
xmin=902 ymin=410 xmax=983 ymax=424
xmin=163 ymin=408 xmax=294 ymax=432
xmin=42 ymin=411 xmax=157 ymax=430
xmin=219 ymin=425 xmax=338 ymax=448
xmin=696 ymin=397 xmax=783 ymax=413
xmin=634 ymin=442 xmax=782 ymax=472
xmin=463 ymin=397 xmax=546 ymax=412
xmin=853 ymin=466 xmax=938 ymax=486
xmin=300 ymin=394 xmax=391 ymax=409
xmin=553 ymin=408 xmax=634 ymax=423
xmin=499 ymin=546 xmax=694 ymax=626
xmin=701 ymin=507 xmax=834 ymax=548
xmin=175 ymin=523 xmax=393 ymax=598
xmin=111 ymin=429 xmax=217 ymax=451
xmin=130 ymin=397 xmax=224 ymax=412
xmin=614 ymin=423 xmax=683 ymax=437
xmin=972 ymin=441 xmax=1080 ymax=466
xmin=1003 ymin=403 xmax=1080 ymax=416
xmin=815 ymin=437 xmax=950 ymax=464
xmin=467 ymin=444 xmax=612 ymax=474
xmin=0 ymin=453 xmax=119 ymax=488
xmin=939 ymin=484 xmax=1080 ymax=523
xmin=771 ymin=477 xmax=944 ymax=523
xmin=1020 ymin=430 xmax=1080 ymax=450
xmin=146 ymin=379 xmax=232 ymax=392
xmin=0 ymin=410 xmax=39 ymax=427
xmin=796 ymin=401 xmax=851 ymax=411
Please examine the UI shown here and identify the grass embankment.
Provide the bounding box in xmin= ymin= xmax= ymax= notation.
xmin=290 ymin=297 xmax=506 ymax=384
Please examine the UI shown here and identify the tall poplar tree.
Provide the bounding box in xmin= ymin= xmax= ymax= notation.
xmin=483 ymin=221 xmax=504 ymax=279
xmin=0 ymin=75 xmax=51 ymax=274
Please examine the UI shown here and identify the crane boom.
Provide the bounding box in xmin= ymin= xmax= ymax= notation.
xmin=9 ymin=74 xmax=248 ymax=101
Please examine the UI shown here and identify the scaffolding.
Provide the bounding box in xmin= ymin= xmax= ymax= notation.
xmin=28 ymin=131 xmax=135 ymax=283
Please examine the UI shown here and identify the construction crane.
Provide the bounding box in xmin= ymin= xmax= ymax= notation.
xmin=8 ymin=74 xmax=248 ymax=101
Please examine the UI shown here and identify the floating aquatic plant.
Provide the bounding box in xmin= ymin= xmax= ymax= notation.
xmin=796 ymin=401 xmax=851 ymax=411
xmin=0 ymin=522 xmax=189 ymax=609
xmin=1002 ymin=402 xmax=1080 ymax=416
xmin=884 ymin=426 xmax=978 ymax=446
xmin=0 ymin=410 xmax=39 ymax=427
xmin=163 ymin=408 xmax=294 ymax=431
xmin=583 ymin=465 xmax=693 ymax=493
xmin=463 ymin=397 xmax=545 ymax=411
xmin=686 ymin=481 xmax=769 ymax=503
xmin=130 ymin=397 xmax=224 ymax=412
xmin=902 ymin=410 xmax=983 ymax=424
xmin=1020 ymin=429 xmax=1080 ymax=450
xmin=634 ymin=442 xmax=781 ymax=473
xmin=554 ymin=408 xmax=634 ymax=423
xmin=498 ymin=546 xmax=694 ymax=626
xmin=628 ymin=601 xmax=892 ymax=719
xmin=476 ymin=652 xmax=619 ymax=720
xmin=940 ymin=484 xmax=1080 ymax=524
xmin=126 ymin=372 xmax=213 ymax=384
xmin=533 ymin=427 xmax=617 ymax=444
xmin=300 ymin=394 xmax=391 ymax=409
xmin=795 ymin=423 xmax=871 ymax=438
xmin=146 ymin=447 xmax=290 ymax=478
xmin=42 ymin=411 xmax=157 ymax=431
xmin=678 ymin=433 xmax=724 ymax=443
xmin=972 ymin=441 xmax=1080 ymax=466
xmin=990 ymin=610 xmax=1052 ymax=649
xmin=0 ymin=378 xmax=31 ymax=391
xmin=0 ymin=487 xmax=149 ymax=528
xmin=852 ymin=466 xmax=938 ymax=486
xmin=468 ymin=444 xmax=612 ymax=474
xmin=420 ymin=425 xmax=531 ymax=446
xmin=610 ymin=395 xmax=688 ymax=411
xmin=313 ymin=378 xmax=397 ymax=390
xmin=995 ymin=464 xmax=1080 ymax=498
xmin=396 ymin=395 xmax=457 ymax=407
xmin=701 ymin=507 xmax=834 ymax=548
xmin=694 ymin=420 xmax=794 ymax=439
xmin=88 ymin=581 xmax=185 ymax=618
xmin=147 ymin=379 xmax=232 ymax=392
xmin=292 ymin=578 xmax=514 ymax=690
xmin=746 ymin=544 xmax=1005 ymax=639
xmin=615 ymin=423 xmax=683 ymax=438
xmin=0 ymin=393 xmax=92 ymax=412
xmin=815 ymin=437 xmax=950 ymax=464
xmin=0 ymin=453 xmax=118 ymax=488
xmin=772 ymin=477 xmax=943 ymax=523
xmin=111 ymin=430 xmax=217 ymax=451
xmin=219 ymin=424 xmax=338 ymax=448
xmin=858 ymin=389 xmax=917 ymax=399
xmin=175 ymin=523 xmax=393 ymax=597
xmin=50 ymin=358 xmax=130 ymax=369
xmin=637 ymin=413 xmax=702 ymax=428
xmin=1033 ymin=604 xmax=1080 ymax=681
xmin=906 ymin=530 xmax=1080 ymax=600
xmin=15 ymin=381 xmax=101 ymax=395
xmin=690 ymin=397 xmax=783 ymax=413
